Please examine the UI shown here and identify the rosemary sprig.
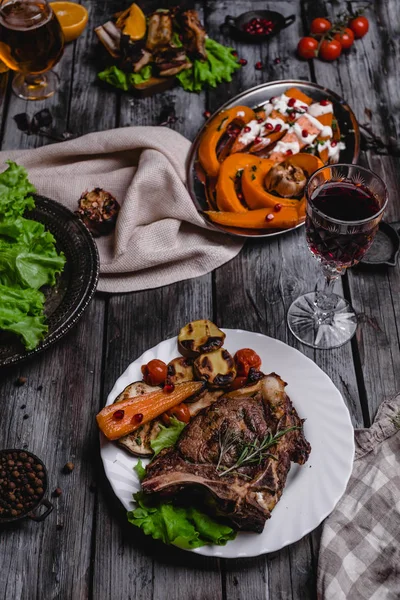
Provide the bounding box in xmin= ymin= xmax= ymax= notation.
xmin=217 ymin=426 xmax=300 ymax=478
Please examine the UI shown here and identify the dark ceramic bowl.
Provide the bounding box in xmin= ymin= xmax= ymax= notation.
xmin=361 ymin=222 xmax=400 ymax=267
xmin=221 ymin=10 xmax=295 ymax=43
xmin=0 ymin=195 xmax=99 ymax=368
xmin=0 ymin=449 xmax=53 ymax=524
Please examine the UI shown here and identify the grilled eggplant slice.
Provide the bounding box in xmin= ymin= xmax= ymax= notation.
xmin=194 ymin=348 xmax=236 ymax=388
xmin=178 ymin=319 xmax=225 ymax=358
xmin=167 ymin=357 xmax=194 ymax=385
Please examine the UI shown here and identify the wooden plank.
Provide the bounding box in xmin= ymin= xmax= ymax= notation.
xmin=92 ymin=276 xmax=224 ymax=600
xmin=307 ymin=0 xmax=400 ymax=420
xmin=0 ymin=299 xmax=105 ymax=600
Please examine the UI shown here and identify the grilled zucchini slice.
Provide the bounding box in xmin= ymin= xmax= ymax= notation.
xmin=178 ymin=319 xmax=225 ymax=358
xmin=167 ymin=357 xmax=194 ymax=385
xmin=194 ymin=348 xmax=236 ymax=388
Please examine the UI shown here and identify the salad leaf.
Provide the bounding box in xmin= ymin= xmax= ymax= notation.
xmin=98 ymin=65 xmax=129 ymax=91
xmin=98 ymin=65 xmax=153 ymax=90
xmin=0 ymin=160 xmax=36 ymax=218
xmin=150 ymin=416 xmax=186 ymax=457
xmin=129 ymin=64 xmax=152 ymax=85
xmin=176 ymin=38 xmax=241 ymax=92
xmin=128 ymin=492 xmax=236 ymax=549
xmin=134 ymin=459 xmax=146 ymax=482
xmin=0 ymin=305 xmax=47 ymax=350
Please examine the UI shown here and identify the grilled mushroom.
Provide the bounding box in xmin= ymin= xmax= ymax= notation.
xmin=166 ymin=357 xmax=195 ymax=385
xmin=264 ymin=163 xmax=307 ymax=198
xmin=178 ymin=320 xmax=226 ymax=358
xmin=194 ymin=348 xmax=236 ymax=388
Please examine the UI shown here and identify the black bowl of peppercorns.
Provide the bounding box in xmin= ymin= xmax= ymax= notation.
xmin=0 ymin=449 xmax=53 ymax=523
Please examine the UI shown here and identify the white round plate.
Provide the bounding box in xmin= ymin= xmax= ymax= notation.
xmin=100 ymin=329 xmax=354 ymax=558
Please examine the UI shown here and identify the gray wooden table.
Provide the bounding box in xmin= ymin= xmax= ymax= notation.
xmin=0 ymin=1 xmax=399 ymax=598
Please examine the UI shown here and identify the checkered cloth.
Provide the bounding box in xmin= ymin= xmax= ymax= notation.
xmin=318 ymin=395 xmax=400 ymax=600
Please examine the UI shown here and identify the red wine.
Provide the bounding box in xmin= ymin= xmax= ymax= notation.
xmin=306 ymin=181 xmax=382 ymax=268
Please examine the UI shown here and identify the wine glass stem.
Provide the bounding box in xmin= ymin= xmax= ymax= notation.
xmin=315 ymin=267 xmax=341 ymax=313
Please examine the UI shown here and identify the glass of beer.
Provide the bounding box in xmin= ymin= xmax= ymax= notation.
xmin=0 ymin=0 xmax=64 ymax=100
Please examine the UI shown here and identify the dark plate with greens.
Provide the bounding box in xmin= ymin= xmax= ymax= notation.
xmin=0 ymin=191 xmax=99 ymax=368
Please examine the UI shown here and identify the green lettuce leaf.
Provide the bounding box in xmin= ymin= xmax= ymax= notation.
xmin=127 ymin=492 xmax=236 ymax=549
xmin=98 ymin=64 xmax=153 ymax=90
xmin=0 ymin=284 xmax=47 ymax=350
xmin=98 ymin=65 xmax=129 ymax=91
xmin=176 ymin=38 xmax=241 ymax=93
xmin=129 ymin=64 xmax=152 ymax=85
xmin=150 ymin=416 xmax=186 ymax=457
xmin=134 ymin=459 xmax=146 ymax=482
xmin=0 ymin=160 xmax=36 ymax=218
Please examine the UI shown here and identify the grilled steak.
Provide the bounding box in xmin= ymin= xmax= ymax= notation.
xmin=142 ymin=374 xmax=311 ymax=533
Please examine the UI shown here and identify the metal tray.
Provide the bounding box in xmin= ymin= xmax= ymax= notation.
xmin=0 ymin=195 xmax=99 ymax=367
xmin=186 ymin=79 xmax=360 ymax=239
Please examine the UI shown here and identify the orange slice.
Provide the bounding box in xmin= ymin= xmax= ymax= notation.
xmin=116 ymin=3 xmax=146 ymax=41
xmin=50 ymin=2 xmax=89 ymax=43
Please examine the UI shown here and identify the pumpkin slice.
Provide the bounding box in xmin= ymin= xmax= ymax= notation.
xmin=242 ymin=158 xmax=300 ymax=210
xmin=216 ymin=153 xmax=259 ymax=212
xmin=97 ymin=381 xmax=204 ymax=441
xmin=285 ymin=87 xmax=313 ymax=106
xmin=205 ymin=206 xmax=300 ymax=230
xmin=194 ymin=348 xmax=236 ymax=388
xmin=178 ymin=319 xmax=225 ymax=358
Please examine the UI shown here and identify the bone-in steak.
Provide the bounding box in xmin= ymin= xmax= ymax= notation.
xmin=142 ymin=374 xmax=311 ymax=533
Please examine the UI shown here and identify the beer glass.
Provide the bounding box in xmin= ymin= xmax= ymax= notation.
xmin=0 ymin=0 xmax=64 ymax=100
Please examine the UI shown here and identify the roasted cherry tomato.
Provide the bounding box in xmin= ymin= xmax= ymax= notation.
xmin=319 ymin=39 xmax=342 ymax=61
xmin=310 ymin=17 xmax=332 ymax=34
xmin=334 ymin=27 xmax=355 ymax=49
xmin=349 ymin=16 xmax=369 ymax=39
xmin=227 ymin=376 xmax=248 ymax=391
xmin=297 ymin=36 xmax=319 ymax=60
xmin=234 ymin=348 xmax=262 ymax=377
xmin=161 ymin=402 xmax=191 ymax=425
xmin=141 ymin=359 xmax=168 ymax=386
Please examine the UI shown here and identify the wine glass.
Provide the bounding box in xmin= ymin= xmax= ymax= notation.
xmin=0 ymin=0 xmax=64 ymax=100
xmin=287 ymin=164 xmax=388 ymax=349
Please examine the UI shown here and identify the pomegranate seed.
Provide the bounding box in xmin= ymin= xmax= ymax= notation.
xmin=265 ymin=213 xmax=275 ymax=222
xmin=331 ymin=140 xmax=337 ymax=147
xmin=288 ymin=97 xmax=296 ymax=107
xmin=243 ymin=126 xmax=251 ymax=132
xmin=163 ymin=383 xmax=175 ymax=393
xmin=274 ymin=204 xmax=282 ymax=212
xmin=113 ymin=409 xmax=124 ymax=420
xmin=257 ymin=117 xmax=264 ymax=123
xmin=320 ymin=100 xmax=329 ymax=106
xmin=274 ymin=57 xmax=281 ymax=64
xmin=239 ymin=58 xmax=247 ymax=66
xmin=132 ymin=413 xmax=143 ymax=423
xmin=286 ymin=149 xmax=293 ymax=155
xmin=302 ymin=129 xmax=309 ymax=137
xmin=232 ymin=50 xmax=238 ymax=57
xmin=274 ymin=123 xmax=282 ymax=132
xmin=255 ymin=61 xmax=263 ymax=70
xmin=203 ymin=110 xmax=211 ymax=119
xmin=270 ymin=96 xmax=276 ymax=102
xmin=254 ymin=136 xmax=262 ymax=144
xmin=301 ymin=105 xmax=308 ymax=111
xmin=237 ymin=192 xmax=244 ymax=200
xmin=266 ymin=122 xmax=274 ymax=130
xmin=288 ymin=112 xmax=296 ymax=120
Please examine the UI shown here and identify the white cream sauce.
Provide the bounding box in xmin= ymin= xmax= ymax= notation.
xmin=273 ymin=139 xmax=300 ymax=155
xmin=238 ymin=119 xmax=261 ymax=145
xmin=318 ymin=140 xmax=346 ymax=161
xmin=308 ymin=102 xmax=333 ymax=117
xmin=291 ymin=122 xmax=318 ymax=146
xmin=303 ymin=113 xmax=333 ymax=139
xmin=236 ymin=110 xmax=245 ymax=117
xmin=261 ymin=116 xmax=289 ymax=134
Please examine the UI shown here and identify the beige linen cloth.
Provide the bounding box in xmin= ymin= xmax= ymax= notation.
xmin=1 ymin=126 xmax=243 ymax=292
xmin=318 ymin=395 xmax=400 ymax=600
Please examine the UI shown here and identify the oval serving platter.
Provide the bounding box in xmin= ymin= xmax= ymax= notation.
xmin=0 ymin=195 xmax=99 ymax=368
xmin=100 ymin=329 xmax=355 ymax=558
xmin=187 ymin=79 xmax=360 ymax=239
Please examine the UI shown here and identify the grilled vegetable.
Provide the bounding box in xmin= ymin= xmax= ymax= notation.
xmin=178 ymin=319 xmax=225 ymax=358
xmin=76 ymin=188 xmax=120 ymax=237
xmin=97 ymin=381 xmax=204 ymax=440
xmin=194 ymin=348 xmax=236 ymax=388
xmin=264 ymin=162 xmax=307 ymax=198
xmin=114 ymin=381 xmax=158 ymax=403
xmin=167 ymin=357 xmax=195 ymax=385
xmin=118 ymin=420 xmax=163 ymax=456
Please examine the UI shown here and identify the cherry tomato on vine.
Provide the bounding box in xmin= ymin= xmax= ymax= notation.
xmin=334 ymin=27 xmax=355 ymax=49
xmin=310 ymin=17 xmax=332 ymax=34
xmin=234 ymin=348 xmax=262 ymax=377
xmin=141 ymin=359 xmax=168 ymax=386
xmin=319 ymin=39 xmax=342 ymax=61
xmin=297 ymin=37 xmax=319 ymax=60
xmin=349 ymin=16 xmax=369 ymax=39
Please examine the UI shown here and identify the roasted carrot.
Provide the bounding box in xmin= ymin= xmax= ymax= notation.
xmin=205 ymin=206 xmax=300 ymax=230
xmin=97 ymin=381 xmax=204 ymax=441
